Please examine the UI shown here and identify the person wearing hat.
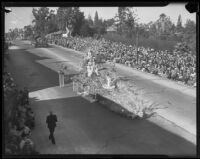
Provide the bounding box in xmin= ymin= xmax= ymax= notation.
xmin=46 ymin=111 xmax=57 ymax=145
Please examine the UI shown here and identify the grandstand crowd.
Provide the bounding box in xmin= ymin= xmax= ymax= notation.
xmin=4 ymin=72 xmax=39 ymax=155
xmin=47 ymin=35 xmax=196 ymax=87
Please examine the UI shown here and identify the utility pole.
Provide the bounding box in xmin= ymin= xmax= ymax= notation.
xmin=136 ymin=28 xmax=139 ymax=66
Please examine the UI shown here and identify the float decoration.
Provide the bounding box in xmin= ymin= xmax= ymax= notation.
xmin=72 ymin=49 xmax=166 ymax=119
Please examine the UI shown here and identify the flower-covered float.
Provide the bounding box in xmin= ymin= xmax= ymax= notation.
xmin=71 ymin=49 xmax=163 ymax=119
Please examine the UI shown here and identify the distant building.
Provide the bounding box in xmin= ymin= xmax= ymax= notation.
xmin=106 ymin=25 xmax=117 ymax=33
xmin=45 ymin=30 xmax=64 ymax=39
xmin=174 ymin=31 xmax=183 ymax=37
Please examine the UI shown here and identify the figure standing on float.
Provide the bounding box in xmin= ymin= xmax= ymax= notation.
xmin=58 ymin=64 xmax=67 ymax=88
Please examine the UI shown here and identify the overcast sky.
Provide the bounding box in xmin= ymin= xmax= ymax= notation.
xmin=5 ymin=3 xmax=196 ymax=33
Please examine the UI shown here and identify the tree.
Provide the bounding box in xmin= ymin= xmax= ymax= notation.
xmin=80 ymin=21 xmax=90 ymax=37
xmin=115 ymin=7 xmax=138 ymax=37
xmin=24 ymin=25 xmax=34 ymax=39
xmin=56 ymin=7 xmax=84 ymax=36
xmin=71 ymin=7 xmax=85 ymax=36
xmin=32 ymin=7 xmax=50 ymax=38
xmin=124 ymin=7 xmax=137 ymax=38
xmin=159 ymin=13 xmax=166 ymax=33
xmin=104 ymin=18 xmax=115 ymax=27
xmin=80 ymin=20 xmax=95 ymax=37
xmin=152 ymin=13 xmax=174 ymax=39
xmin=137 ymin=23 xmax=149 ymax=39
xmin=116 ymin=7 xmax=126 ymax=34
xmin=94 ymin=11 xmax=99 ymax=27
xmin=176 ymin=14 xmax=183 ymax=32
xmin=46 ymin=10 xmax=59 ymax=34
xmin=96 ymin=18 xmax=106 ymax=35
xmin=56 ymin=7 xmax=74 ymax=31
xmin=8 ymin=28 xmax=21 ymax=40
xmin=169 ymin=23 xmax=177 ymax=39
xmin=184 ymin=19 xmax=196 ymax=35
xmin=183 ymin=19 xmax=196 ymax=54
xmin=92 ymin=11 xmax=107 ymax=36
xmin=87 ymin=14 xmax=93 ymax=26
xmin=9 ymin=29 xmax=16 ymax=40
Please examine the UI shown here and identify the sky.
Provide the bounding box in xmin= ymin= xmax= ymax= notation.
xmin=5 ymin=3 xmax=196 ymax=33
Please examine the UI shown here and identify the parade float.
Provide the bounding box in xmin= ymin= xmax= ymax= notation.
xmin=71 ymin=49 xmax=161 ymax=119
xmin=44 ymin=23 xmax=163 ymax=119
xmin=33 ymin=35 xmax=49 ymax=48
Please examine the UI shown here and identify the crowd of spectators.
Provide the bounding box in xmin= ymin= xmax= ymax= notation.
xmin=4 ymin=72 xmax=39 ymax=155
xmin=47 ymin=35 xmax=196 ymax=87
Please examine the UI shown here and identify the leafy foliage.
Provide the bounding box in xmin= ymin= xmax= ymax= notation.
xmin=32 ymin=7 xmax=50 ymax=38
xmin=6 ymin=7 xmax=196 ymax=54
xmin=23 ymin=25 xmax=34 ymax=40
xmin=56 ymin=7 xmax=85 ymax=36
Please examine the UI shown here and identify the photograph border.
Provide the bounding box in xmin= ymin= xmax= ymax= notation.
xmin=1 ymin=0 xmax=199 ymax=158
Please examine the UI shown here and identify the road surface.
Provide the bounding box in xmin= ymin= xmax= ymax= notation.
xmin=4 ymin=40 xmax=196 ymax=155
xmin=28 ymin=42 xmax=196 ymax=136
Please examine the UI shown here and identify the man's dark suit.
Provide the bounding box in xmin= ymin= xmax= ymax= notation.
xmin=46 ymin=114 xmax=57 ymax=144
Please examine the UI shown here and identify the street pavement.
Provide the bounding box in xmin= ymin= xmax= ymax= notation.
xmin=4 ymin=40 xmax=196 ymax=155
xmin=46 ymin=43 xmax=197 ymax=136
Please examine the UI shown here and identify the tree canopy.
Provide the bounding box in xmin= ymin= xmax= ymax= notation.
xmin=6 ymin=7 xmax=196 ymax=54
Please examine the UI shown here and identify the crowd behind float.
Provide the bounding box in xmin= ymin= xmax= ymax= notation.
xmin=4 ymin=72 xmax=39 ymax=155
xmin=46 ymin=35 xmax=196 ymax=87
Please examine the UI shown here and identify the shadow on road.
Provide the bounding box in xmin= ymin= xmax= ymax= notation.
xmin=30 ymin=95 xmax=196 ymax=155
xmin=5 ymin=48 xmax=59 ymax=92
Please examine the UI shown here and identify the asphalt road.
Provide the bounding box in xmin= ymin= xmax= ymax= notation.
xmin=28 ymin=42 xmax=196 ymax=136
xmin=4 ymin=40 xmax=196 ymax=155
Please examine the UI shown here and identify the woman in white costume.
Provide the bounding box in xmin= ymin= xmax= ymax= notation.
xmin=58 ymin=65 xmax=66 ymax=87
xmin=58 ymin=69 xmax=63 ymax=87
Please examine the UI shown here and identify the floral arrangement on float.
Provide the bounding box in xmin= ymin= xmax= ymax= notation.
xmin=71 ymin=48 xmax=165 ymax=119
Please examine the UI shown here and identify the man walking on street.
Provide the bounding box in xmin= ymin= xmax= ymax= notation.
xmin=46 ymin=111 xmax=57 ymax=145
